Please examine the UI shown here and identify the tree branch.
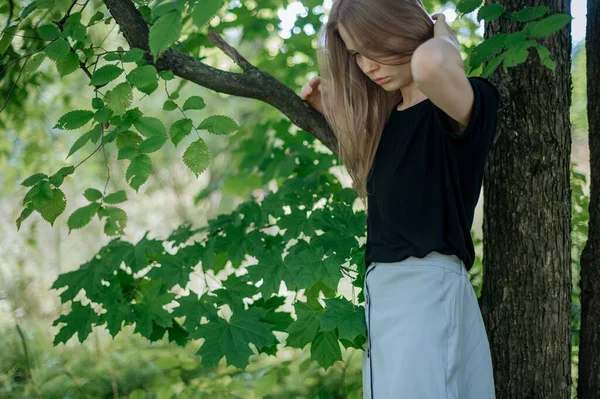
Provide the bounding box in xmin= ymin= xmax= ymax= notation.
xmin=207 ymin=29 xmax=254 ymax=72
xmin=102 ymin=0 xmax=338 ymax=155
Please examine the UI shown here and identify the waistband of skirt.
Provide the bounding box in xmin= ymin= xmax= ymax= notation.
xmin=369 ymin=251 xmax=465 ymax=275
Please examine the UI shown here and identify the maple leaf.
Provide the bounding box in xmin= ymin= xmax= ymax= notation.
xmin=318 ymin=297 xmax=366 ymax=342
xmin=53 ymin=301 xmax=98 ymax=345
xmin=192 ymin=307 xmax=276 ymax=370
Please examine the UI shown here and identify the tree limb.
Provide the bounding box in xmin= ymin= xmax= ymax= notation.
xmin=102 ymin=0 xmax=338 ymax=155
xmin=207 ymin=29 xmax=254 ymax=73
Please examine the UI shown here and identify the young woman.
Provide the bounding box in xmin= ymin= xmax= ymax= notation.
xmin=301 ymin=0 xmax=499 ymax=398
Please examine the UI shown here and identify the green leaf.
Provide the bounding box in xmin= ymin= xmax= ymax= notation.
xmin=36 ymin=0 xmax=56 ymax=10
xmin=51 ymin=239 xmax=135 ymax=303
xmin=191 ymin=0 xmax=224 ymax=30
xmin=159 ymin=70 xmax=175 ymax=80
xmin=163 ymin=100 xmax=177 ymax=111
xmin=504 ymin=30 xmax=528 ymax=48
xmin=37 ymin=24 xmax=60 ymax=40
xmin=92 ymin=97 xmax=104 ymax=109
xmin=311 ymin=330 xmax=342 ymax=369
xmin=63 ymin=11 xmax=87 ymax=41
xmin=90 ymin=64 xmax=123 ymax=86
xmin=134 ymin=116 xmax=167 ymax=138
xmin=533 ymin=42 xmax=556 ymax=73
xmin=508 ymin=6 xmax=551 ymax=22
xmin=138 ymin=136 xmax=167 ymax=154
xmin=56 ymin=52 xmax=80 ymax=77
xmin=318 ymin=297 xmax=364 ymax=342
xmin=97 ymin=295 xmax=135 ymax=337
xmin=67 ymin=202 xmax=101 ymax=231
xmin=104 ymin=190 xmax=127 ymax=204
xmin=104 ymin=82 xmax=133 ymax=116
xmin=23 ymin=53 xmax=46 ymax=78
xmin=118 ymin=146 xmax=137 ymax=160
xmin=123 ymin=48 xmax=145 ymax=62
xmin=45 ymin=39 xmax=70 ymax=60
xmin=39 ymin=180 xmax=53 ymax=200
xmin=170 ymin=118 xmax=193 ymax=147
xmin=477 ymin=4 xmax=505 ymax=22
xmin=21 ymin=173 xmax=48 ymax=187
xmin=467 ymin=34 xmax=506 ymax=71
xmin=182 ymin=96 xmax=205 ymax=111
xmin=116 ymin=130 xmax=143 ymax=149
xmin=83 ymin=188 xmax=103 ymax=201
xmin=148 ymin=10 xmax=182 ymax=60
xmin=20 ymin=3 xmax=38 ymax=19
xmin=456 ymin=0 xmax=483 ymax=15
xmin=481 ymin=53 xmax=505 ymax=78
xmin=285 ymin=299 xmax=323 ymax=348
xmin=88 ymin=123 xmax=103 ymax=144
xmin=0 ymin=25 xmax=18 ymax=57
xmin=132 ymin=280 xmax=176 ymax=339
xmin=529 ymin=14 xmax=573 ymax=38
xmin=53 ymin=301 xmax=98 ymax=345
xmin=212 ymin=274 xmax=257 ymax=310
xmin=147 ymin=252 xmax=194 ymax=289
xmin=94 ymin=107 xmax=113 ymax=123
xmin=503 ymin=40 xmax=536 ymax=69
xmin=88 ymin=11 xmax=105 ymax=26
xmin=37 ymin=188 xmax=67 ymax=226
xmin=192 ymin=307 xmax=276 ymax=370
xmin=250 ymin=241 xmax=324 ymax=295
xmin=49 ymin=165 xmax=75 ymax=187
xmin=66 ymin=131 xmax=89 ymax=160
xmin=104 ymin=52 xmax=121 ymax=61
xmin=16 ymin=204 xmax=35 ymax=231
xmin=126 ymin=65 xmax=158 ymax=94
xmin=183 ymin=138 xmax=210 ymax=177
xmin=101 ymin=206 xmax=127 ymax=236
xmin=126 ymin=154 xmax=152 ymax=191
xmin=54 ymin=110 xmax=95 ymax=130
xmin=172 ymin=293 xmax=217 ymax=332
xmin=197 ymin=115 xmax=239 ymax=135
xmin=152 ymin=0 xmax=186 ymax=19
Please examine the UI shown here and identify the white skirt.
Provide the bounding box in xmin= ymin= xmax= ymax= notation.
xmin=361 ymin=251 xmax=496 ymax=398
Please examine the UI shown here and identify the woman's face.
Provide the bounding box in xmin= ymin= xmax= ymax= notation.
xmin=338 ymin=24 xmax=413 ymax=91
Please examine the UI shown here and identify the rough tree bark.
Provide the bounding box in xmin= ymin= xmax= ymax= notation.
xmin=578 ymin=0 xmax=599 ymax=396
xmin=480 ymin=0 xmax=573 ymax=398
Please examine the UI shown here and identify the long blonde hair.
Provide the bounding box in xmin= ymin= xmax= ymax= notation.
xmin=316 ymin=0 xmax=434 ymax=208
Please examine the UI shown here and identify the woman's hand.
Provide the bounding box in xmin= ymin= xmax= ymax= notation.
xmin=300 ymin=75 xmax=324 ymax=115
xmin=432 ymin=13 xmax=460 ymax=52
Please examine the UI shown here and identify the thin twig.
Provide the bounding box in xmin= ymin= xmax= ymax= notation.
xmin=0 ymin=53 xmax=30 ymax=114
xmin=207 ymin=28 xmax=255 ymax=72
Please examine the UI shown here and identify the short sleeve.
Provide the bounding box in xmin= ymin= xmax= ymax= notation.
xmin=432 ymin=76 xmax=500 ymax=144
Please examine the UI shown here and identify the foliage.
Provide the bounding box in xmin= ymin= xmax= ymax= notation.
xmin=571 ymin=43 xmax=587 ymax=139
xmin=0 ymin=321 xmax=364 ymax=398
xmin=564 ymin=162 xmax=589 ymax=399
xmin=0 ymin=0 xmax=573 ymax=375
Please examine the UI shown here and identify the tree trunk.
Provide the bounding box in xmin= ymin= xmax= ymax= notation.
xmin=481 ymin=0 xmax=573 ymax=397
xmin=577 ymin=0 xmax=600 ymax=396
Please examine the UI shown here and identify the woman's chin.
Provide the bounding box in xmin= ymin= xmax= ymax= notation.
xmin=381 ymin=80 xmax=398 ymax=91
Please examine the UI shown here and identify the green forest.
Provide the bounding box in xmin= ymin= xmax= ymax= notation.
xmin=0 ymin=0 xmax=590 ymax=398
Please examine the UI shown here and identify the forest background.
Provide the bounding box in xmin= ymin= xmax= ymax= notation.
xmin=0 ymin=0 xmax=589 ymax=397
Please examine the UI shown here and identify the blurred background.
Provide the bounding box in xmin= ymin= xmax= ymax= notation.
xmin=0 ymin=0 xmax=589 ymax=397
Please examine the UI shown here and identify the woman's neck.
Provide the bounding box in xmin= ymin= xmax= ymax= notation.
xmin=397 ymin=81 xmax=428 ymax=110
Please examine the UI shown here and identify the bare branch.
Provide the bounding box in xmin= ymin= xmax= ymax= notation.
xmin=207 ymin=29 xmax=254 ymax=72
xmin=102 ymin=0 xmax=338 ymax=155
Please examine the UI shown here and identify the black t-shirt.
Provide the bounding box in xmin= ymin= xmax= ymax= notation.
xmin=365 ymin=76 xmax=500 ymax=272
